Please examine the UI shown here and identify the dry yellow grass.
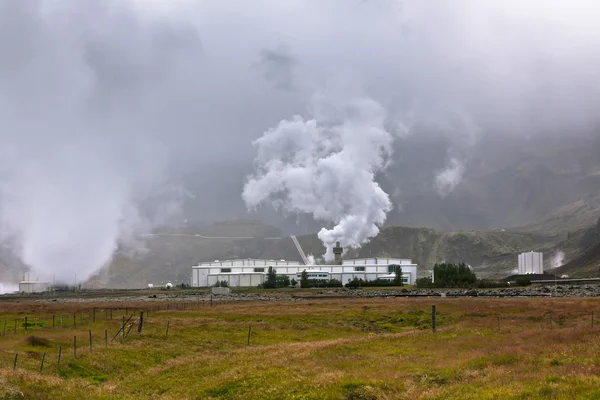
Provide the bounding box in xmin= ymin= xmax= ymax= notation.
xmin=1 ymin=296 xmax=600 ymax=399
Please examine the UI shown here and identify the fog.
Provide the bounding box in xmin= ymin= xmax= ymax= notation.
xmin=1 ymin=0 xmax=600 ymax=281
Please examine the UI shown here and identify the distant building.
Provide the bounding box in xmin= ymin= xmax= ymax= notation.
xmin=518 ymin=251 xmax=544 ymax=275
xmin=191 ymin=257 xmax=418 ymax=287
xmin=19 ymin=281 xmax=49 ymax=293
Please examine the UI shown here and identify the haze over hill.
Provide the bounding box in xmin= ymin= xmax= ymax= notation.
xmin=1 ymin=1 xmax=600 ymax=285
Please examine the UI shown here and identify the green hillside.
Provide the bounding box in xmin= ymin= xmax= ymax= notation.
xmin=86 ymin=220 xmax=565 ymax=288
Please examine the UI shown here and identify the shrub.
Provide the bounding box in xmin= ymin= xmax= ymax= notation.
xmin=26 ymin=336 xmax=50 ymax=347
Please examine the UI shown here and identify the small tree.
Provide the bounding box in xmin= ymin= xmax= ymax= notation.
xmin=392 ymin=265 xmax=403 ymax=286
xmin=220 ymin=280 xmax=229 ymax=287
xmin=263 ymin=267 xmax=278 ymax=289
xmin=300 ymin=270 xmax=309 ymax=288
xmin=290 ymin=278 xmax=298 ymax=287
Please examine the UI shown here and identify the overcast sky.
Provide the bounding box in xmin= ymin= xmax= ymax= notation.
xmin=1 ymin=0 xmax=600 ymax=281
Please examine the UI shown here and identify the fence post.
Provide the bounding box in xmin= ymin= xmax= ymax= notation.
xmin=40 ymin=352 xmax=46 ymax=373
xmin=105 ymin=329 xmax=108 ymax=347
xmin=73 ymin=313 xmax=76 ymax=328
xmin=247 ymin=326 xmax=252 ymax=345
xmin=74 ymin=336 xmax=77 ymax=358
xmin=13 ymin=354 xmax=18 ymax=370
xmin=166 ymin=320 xmax=170 ymax=338
xmin=432 ymin=305 xmax=436 ymax=333
xmin=122 ymin=316 xmax=125 ymax=339
xmin=58 ymin=346 xmax=62 ymax=366
xmin=89 ymin=330 xmax=93 ymax=353
xmin=137 ymin=312 xmax=144 ymax=334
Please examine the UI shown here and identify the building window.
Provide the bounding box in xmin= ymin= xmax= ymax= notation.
xmin=354 ymin=266 xmax=365 ymax=272
xmin=254 ymin=268 xmax=265 ymax=273
xmin=221 ymin=268 xmax=231 ymax=273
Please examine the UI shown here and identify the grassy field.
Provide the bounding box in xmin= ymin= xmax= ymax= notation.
xmin=1 ymin=296 xmax=600 ymax=399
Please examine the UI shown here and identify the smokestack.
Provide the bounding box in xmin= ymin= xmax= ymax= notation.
xmin=333 ymin=241 xmax=343 ymax=265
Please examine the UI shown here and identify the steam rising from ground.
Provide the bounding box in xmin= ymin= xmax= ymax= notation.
xmin=0 ymin=1 xmax=199 ymax=283
xmin=552 ymin=250 xmax=566 ymax=268
xmin=243 ymin=97 xmax=394 ymax=260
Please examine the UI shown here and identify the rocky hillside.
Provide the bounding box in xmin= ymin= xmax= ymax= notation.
xmin=85 ymin=220 xmax=564 ymax=288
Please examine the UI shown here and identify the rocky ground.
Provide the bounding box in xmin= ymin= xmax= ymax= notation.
xmin=4 ymin=284 xmax=600 ymax=304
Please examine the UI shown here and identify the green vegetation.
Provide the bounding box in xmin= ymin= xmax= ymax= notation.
xmin=1 ymin=297 xmax=600 ymax=399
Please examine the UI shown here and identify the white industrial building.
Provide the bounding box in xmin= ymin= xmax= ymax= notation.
xmin=518 ymin=251 xmax=544 ymax=275
xmin=191 ymin=257 xmax=418 ymax=287
xmin=18 ymin=281 xmax=50 ymax=293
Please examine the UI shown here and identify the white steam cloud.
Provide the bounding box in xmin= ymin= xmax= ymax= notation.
xmin=552 ymin=250 xmax=565 ymax=268
xmin=243 ymin=96 xmax=394 ymax=260
xmin=0 ymin=2 xmax=198 ymax=284
xmin=434 ymin=158 xmax=465 ymax=197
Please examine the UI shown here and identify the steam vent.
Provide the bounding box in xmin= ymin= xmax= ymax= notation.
xmin=333 ymin=241 xmax=343 ymax=265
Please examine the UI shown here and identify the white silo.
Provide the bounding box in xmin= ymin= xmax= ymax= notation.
xmin=518 ymin=251 xmax=544 ymax=275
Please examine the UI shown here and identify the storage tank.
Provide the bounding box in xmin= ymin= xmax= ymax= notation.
xmin=518 ymin=251 xmax=544 ymax=274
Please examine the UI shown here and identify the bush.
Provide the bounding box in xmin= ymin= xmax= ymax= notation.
xmin=307 ymin=279 xmax=343 ymax=288
xmin=416 ymin=277 xmax=433 ymax=288
xmin=26 ymin=336 xmax=50 ymax=347
xmin=515 ymin=278 xmax=531 ymax=287
xmin=300 ymin=270 xmax=309 ymax=288
xmin=344 ymin=277 xmax=398 ymax=288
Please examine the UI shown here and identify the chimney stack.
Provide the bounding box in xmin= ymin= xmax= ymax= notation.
xmin=333 ymin=241 xmax=343 ymax=265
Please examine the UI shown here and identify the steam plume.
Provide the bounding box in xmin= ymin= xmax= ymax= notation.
xmin=0 ymin=1 xmax=198 ymax=284
xmin=552 ymin=250 xmax=565 ymax=268
xmin=243 ymin=96 xmax=393 ymax=260
xmin=434 ymin=158 xmax=465 ymax=197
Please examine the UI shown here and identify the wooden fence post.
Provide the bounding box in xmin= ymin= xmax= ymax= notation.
xmin=137 ymin=312 xmax=144 ymax=334
xmin=74 ymin=336 xmax=77 ymax=358
xmin=432 ymin=305 xmax=436 ymax=333
xmin=58 ymin=346 xmax=62 ymax=366
xmin=13 ymin=354 xmax=18 ymax=370
xmin=89 ymin=330 xmax=93 ymax=353
xmin=40 ymin=352 xmax=46 ymax=373
xmin=105 ymin=329 xmax=108 ymax=347
xmin=247 ymin=326 xmax=252 ymax=345
xmin=166 ymin=320 xmax=170 ymax=338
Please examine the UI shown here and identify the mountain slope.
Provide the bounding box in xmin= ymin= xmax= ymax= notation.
xmin=88 ymin=221 xmax=561 ymax=287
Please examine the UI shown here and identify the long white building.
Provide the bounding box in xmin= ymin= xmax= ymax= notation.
xmin=518 ymin=251 xmax=544 ymax=275
xmin=191 ymin=257 xmax=418 ymax=287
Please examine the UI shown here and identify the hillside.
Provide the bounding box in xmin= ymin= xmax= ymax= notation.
xmin=86 ymin=220 xmax=563 ymax=288
xmin=554 ymin=217 xmax=600 ymax=277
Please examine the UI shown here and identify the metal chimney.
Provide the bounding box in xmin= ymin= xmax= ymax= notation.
xmin=333 ymin=241 xmax=343 ymax=265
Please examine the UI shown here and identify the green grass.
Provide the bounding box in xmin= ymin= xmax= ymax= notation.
xmin=1 ymin=297 xmax=600 ymax=399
